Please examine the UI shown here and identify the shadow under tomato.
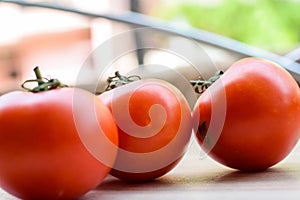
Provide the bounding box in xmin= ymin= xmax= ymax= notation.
xmin=94 ymin=168 xmax=230 ymax=192
xmin=94 ymin=175 xmax=173 ymax=191
xmin=213 ymin=166 xmax=300 ymax=186
xmin=83 ymin=163 xmax=300 ymax=198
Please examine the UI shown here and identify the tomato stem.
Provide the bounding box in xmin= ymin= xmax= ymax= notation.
xmin=21 ymin=66 xmax=68 ymax=93
xmin=190 ymin=70 xmax=224 ymax=94
xmin=33 ymin=66 xmax=43 ymax=85
xmin=104 ymin=71 xmax=141 ymax=92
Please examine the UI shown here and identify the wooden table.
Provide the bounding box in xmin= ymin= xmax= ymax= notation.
xmin=1 ymin=142 xmax=300 ymax=200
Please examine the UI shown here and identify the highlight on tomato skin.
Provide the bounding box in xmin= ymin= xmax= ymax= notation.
xmin=192 ymin=57 xmax=300 ymax=172
xmin=0 ymin=70 xmax=119 ymax=200
xmin=99 ymin=78 xmax=193 ymax=182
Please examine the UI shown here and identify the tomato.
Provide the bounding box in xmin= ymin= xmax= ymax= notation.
xmin=0 ymin=87 xmax=118 ymax=199
xmin=193 ymin=57 xmax=300 ymax=171
xmin=99 ymin=79 xmax=192 ymax=182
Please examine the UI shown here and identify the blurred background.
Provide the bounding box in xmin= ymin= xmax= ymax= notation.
xmin=1 ymin=0 xmax=300 ymax=94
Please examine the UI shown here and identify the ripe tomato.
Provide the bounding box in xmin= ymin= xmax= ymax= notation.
xmin=193 ymin=57 xmax=300 ymax=171
xmin=0 ymin=88 xmax=118 ymax=199
xmin=99 ymin=79 xmax=192 ymax=181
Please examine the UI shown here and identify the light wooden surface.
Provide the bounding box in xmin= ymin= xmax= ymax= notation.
xmin=1 ymin=141 xmax=300 ymax=200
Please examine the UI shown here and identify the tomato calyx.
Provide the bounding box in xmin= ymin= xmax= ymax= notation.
xmin=104 ymin=71 xmax=141 ymax=91
xmin=190 ymin=70 xmax=224 ymax=94
xmin=21 ymin=67 xmax=68 ymax=93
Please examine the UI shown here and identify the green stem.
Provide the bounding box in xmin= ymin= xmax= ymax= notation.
xmin=104 ymin=71 xmax=141 ymax=92
xmin=190 ymin=70 xmax=224 ymax=94
xmin=22 ymin=66 xmax=68 ymax=93
xmin=33 ymin=66 xmax=43 ymax=84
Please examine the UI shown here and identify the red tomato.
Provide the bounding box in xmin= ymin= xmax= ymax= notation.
xmin=0 ymin=88 xmax=118 ymax=200
xmin=99 ymin=79 xmax=192 ymax=182
xmin=193 ymin=57 xmax=300 ymax=171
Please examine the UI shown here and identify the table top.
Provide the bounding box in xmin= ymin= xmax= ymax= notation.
xmin=1 ymin=142 xmax=300 ymax=200
xmin=85 ymin=142 xmax=300 ymax=200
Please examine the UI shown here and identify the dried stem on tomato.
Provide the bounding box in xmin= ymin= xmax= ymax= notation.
xmin=104 ymin=71 xmax=141 ymax=91
xmin=21 ymin=67 xmax=68 ymax=93
xmin=190 ymin=70 xmax=224 ymax=94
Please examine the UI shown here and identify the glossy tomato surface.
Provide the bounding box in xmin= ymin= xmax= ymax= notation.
xmin=0 ymin=88 xmax=118 ymax=200
xmin=99 ymin=79 xmax=192 ymax=182
xmin=193 ymin=57 xmax=300 ymax=171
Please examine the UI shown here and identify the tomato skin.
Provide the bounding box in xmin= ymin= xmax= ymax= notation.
xmin=99 ymin=79 xmax=192 ymax=182
xmin=193 ymin=57 xmax=300 ymax=171
xmin=0 ymin=88 xmax=118 ymax=200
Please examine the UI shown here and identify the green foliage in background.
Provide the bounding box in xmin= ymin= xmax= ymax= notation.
xmin=157 ymin=0 xmax=300 ymax=53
